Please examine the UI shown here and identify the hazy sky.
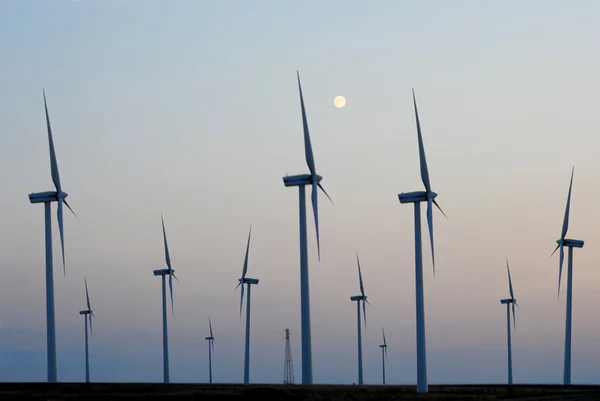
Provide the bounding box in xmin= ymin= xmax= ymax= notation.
xmin=1 ymin=0 xmax=600 ymax=385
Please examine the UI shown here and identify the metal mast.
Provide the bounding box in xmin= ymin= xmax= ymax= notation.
xmin=283 ymin=328 xmax=295 ymax=384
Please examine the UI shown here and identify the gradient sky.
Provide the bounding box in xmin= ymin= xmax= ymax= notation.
xmin=1 ymin=0 xmax=600 ymax=385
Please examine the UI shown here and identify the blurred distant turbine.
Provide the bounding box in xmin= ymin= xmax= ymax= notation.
xmin=379 ymin=327 xmax=388 ymax=385
xmin=550 ymin=166 xmax=583 ymax=385
xmin=152 ymin=214 xmax=178 ymax=384
xmin=282 ymin=72 xmax=333 ymax=384
xmin=28 ymin=90 xmax=77 ymax=382
xmin=79 ymin=278 xmax=94 ymax=383
xmin=205 ymin=317 xmax=215 ymax=384
xmin=500 ymin=259 xmax=518 ymax=384
xmin=398 ymin=89 xmax=447 ymax=394
xmin=350 ymin=253 xmax=370 ymax=385
xmin=235 ymin=226 xmax=259 ymax=385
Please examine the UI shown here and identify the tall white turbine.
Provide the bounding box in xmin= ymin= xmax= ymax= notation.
xmin=79 ymin=278 xmax=95 ymax=383
xmin=235 ymin=226 xmax=259 ymax=385
xmin=397 ymin=89 xmax=446 ymax=393
xmin=500 ymin=259 xmax=518 ymax=384
xmin=350 ymin=253 xmax=370 ymax=385
xmin=550 ymin=166 xmax=583 ymax=385
xmin=282 ymin=72 xmax=333 ymax=384
xmin=153 ymin=214 xmax=178 ymax=384
xmin=379 ymin=327 xmax=388 ymax=386
xmin=28 ymin=90 xmax=77 ymax=382
xmin=205 ymin=317 xmax=215 ymax=384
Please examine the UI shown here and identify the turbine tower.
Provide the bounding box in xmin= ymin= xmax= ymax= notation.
xmin=283 ymin=328 xmax=295 ymax=384
xmin=282 ymin=72 xmax=333 ymax=384
xmin=350 ymin=253 xmax=370 ymax=385
xmin=28 ymin=90 xmax=77 ymax=382
xmin=79 ymin=278 xmax=94 ymax=383
xmin=550 ymin=166 xmax=583 ymax=385
xmin=153 ymin=214 xmax=178 ymax=384
xmin=379 ymin=327 xmax=388 ymax=385
xmin=501 ymin=259 xmax=518 ymax=384
xmin=397 ymin=89 xmax=446 ymax=393
xmin=205 ymin=317 xmax=215 ymax=384
xmin=235 ymin=226 xmax=259 ymax=385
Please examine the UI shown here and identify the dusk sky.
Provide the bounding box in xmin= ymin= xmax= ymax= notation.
xmin=1 ymin=0 xmax=600 ymax=385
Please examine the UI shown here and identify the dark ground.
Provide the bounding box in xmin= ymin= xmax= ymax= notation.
xmin=1 ymin=383 xmax=600 ymax=400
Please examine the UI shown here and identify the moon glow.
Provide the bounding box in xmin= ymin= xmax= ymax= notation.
xmin=333 ymin=95 xmax=346 ymax=108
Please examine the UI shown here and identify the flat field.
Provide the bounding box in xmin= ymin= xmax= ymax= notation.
xmin=1 ymin=383 xmax=600 ymax=400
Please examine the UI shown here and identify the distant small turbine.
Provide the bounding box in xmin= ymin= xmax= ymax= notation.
xmin=398 ymin=89 xmax=446 ymax=394
xmin=500 ymin=259 xmax=518 ymax=384
xmin=235 ymin=226 xmax=259 ymax=385
xmin=550 ymin=166 xmax=583 ymax=385
xmin=28 ymin=90 xmax=77 ymax=382
xmin=379 ymin=327 xmax=388 ymax=386
xmin=205 ymin=316 xmax=215 ymax=384
xmin=282 ymin=72 xmax=334 ymax=385
xmin=350 ymin=253 xmax=370 ymax=385
xmin=153 ymin=214 xmax=178 ymax=384
xmin=79 ymin=278 xmax=94 ymax=383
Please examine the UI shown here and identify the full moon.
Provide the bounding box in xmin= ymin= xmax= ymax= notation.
xmin=333 ymin=95 xmax=346 ymax=108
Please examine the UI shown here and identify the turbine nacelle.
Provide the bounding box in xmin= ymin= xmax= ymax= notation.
xmin=557 ymin=239 xmax=584 ymax=248
xmin=379 ymin=344 xmax=387 ymax=348
xmin=205 ymin=336 xmax=214 ymax=341
xmin=282 ymin=173 xmax=323 ymax=187
xmin=28 ymin=191 xmax=69 ymax=204
xmin=79 ymin=310 xmax=92 ymax=315
xmin=153 ymin=268 xmax=174 ymax=276
xmin=500 ymin=298 xmax=516 ymax=304
xmin=398 ymin=190 xmax=437 ymax=204
xmin=350 ymin=295 xmax=367 ymax=302
xmin=239 ymin=277 xmax=259 ymax=285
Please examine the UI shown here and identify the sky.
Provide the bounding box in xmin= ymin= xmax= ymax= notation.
xmin=1 ymin=0 xmax=600 ymax=385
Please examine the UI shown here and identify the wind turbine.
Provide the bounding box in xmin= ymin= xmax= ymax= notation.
xmin=501 ymin=259 xmax=518 ymax=384
xmin=79 ymin=278 xmax=95 ymax=383
xmin=235 ymin=226 xmax=259 ymax=385
xmin=205 ymin=316 xmax=215 ymax=384
xmin=152 ymin=214 xmax=178 ymax=384
xmin=397 ymin=89 xmax=446 ymax=393
xmin=550 ymin=166 xmax=583 ymax=385
xmin=379 ymin=327 xmax=388 ymax=385
xmin=282 ymin=72 xmax=333 ymax=385
xmin=350 ymin=253 xmax=370 ymax=385
xmin=28 ymin=90 xmax=77 ymax=382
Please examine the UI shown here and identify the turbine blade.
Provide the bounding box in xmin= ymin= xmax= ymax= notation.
xmin=412 ymin=89 xmax=430 ymax=193
xmin=241 ymin=226 xmax=252 ymax=280
xmin=426 ymin=198 xmax=435 ymax=276
xmin=550 ymin=243 xmax=560 ymax=258
xmin=385 ymin=346 xmax=388 ymax=360
xmin=209 ymin=316 xmax=213 ymax=337
xmin=57 ymin=198 xmax=66 ymax=275
xmin=297 ymin=71 xmax=315 ymax=176
xmin=311 ymin=180 xmax=321 ymax=261
xmin=85 ymin=277 xmax=91 ymax=311
xmin=43 ymin=90 xmax=62 ymax=193
xmin=161 ymin=214 xmax=171 ymax=271
xmin=356 ymin=253 xmax=365 ymax=297
xmin=558 ymin=246 xmax=564 ymax=298
xmin=89 ymin=314 xmax=93 ymax=337
xmin=318 ymin=182 xmax=334 ymax=205
xmin=512 ymin=302 xmax=516 ymax=331
xmin=63 ymin=199 xmax=78 ymax=219
xmin=506 ymin=258 xmax=514 ymax=300
xmin=212 ymin=338 xmax=215 ymax=353
xmin=172 ymin=272 xmax=179 ymax=283
xmin=169 ymin=272 xmax=174 ymax=315
xmin=560 ymin=166 xmax=575 ymax=240
xmin=382 ymin=327 xmax=387 ymax=347
xmin=362 ymin=299 xmax=367 ymax=328
xmin=239 ymin=283 xmax=245 ymax=320
xmin=433 ymin=199 xmax=447 ymax=219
